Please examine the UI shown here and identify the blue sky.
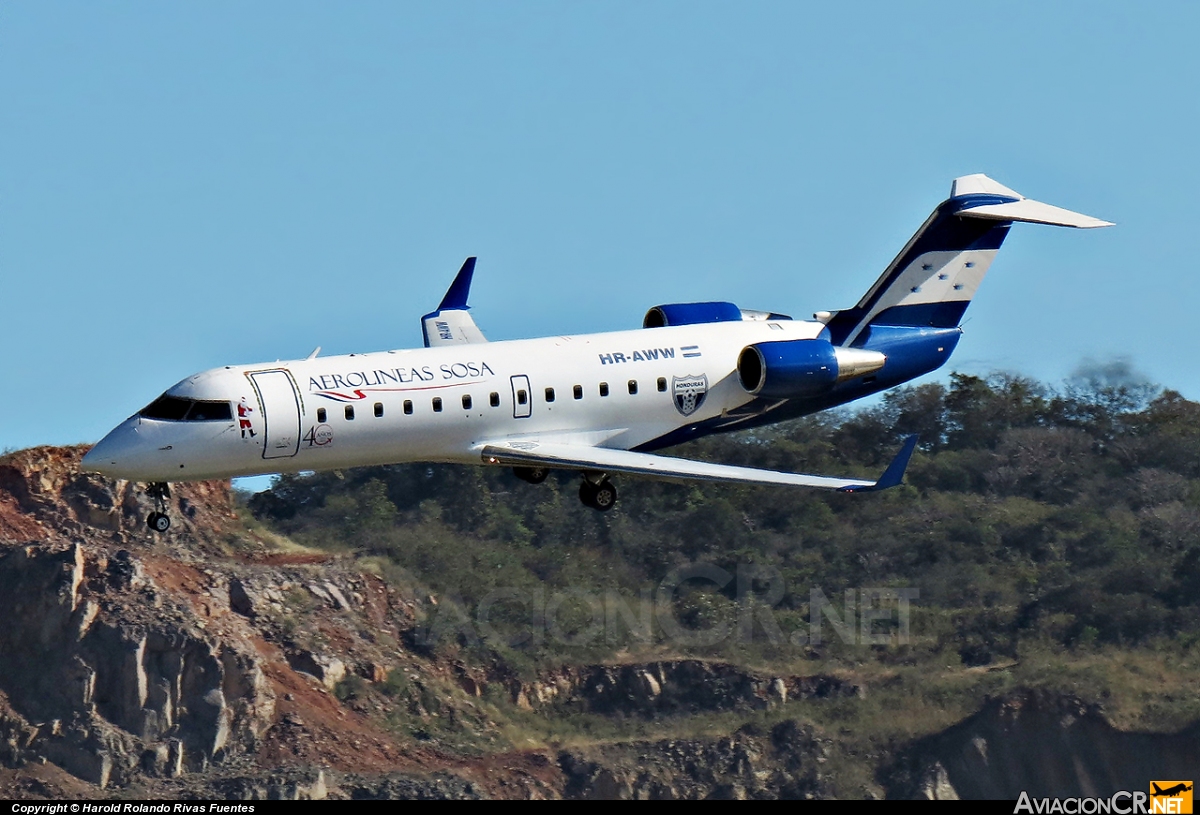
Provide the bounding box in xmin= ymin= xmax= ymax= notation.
xmin=2 ymin=1 xmax=1197 ymax=453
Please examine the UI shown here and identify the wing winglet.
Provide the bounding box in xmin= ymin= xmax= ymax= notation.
xmin=838 ymin=434 xmax=919 ymax=492
xmin=438 ymin=257 xmax=477 ymax=310
xmin=422 ymin=257 xmax=489 ymax=347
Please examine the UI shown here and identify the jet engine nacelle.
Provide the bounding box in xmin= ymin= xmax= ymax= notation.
xmin=738 ymin=339 xmax=887 ymax=399
xmin=643 ymin=302 xmax=794 ymax=328
xmin=643 ymin=301 xmax=743 ymax=328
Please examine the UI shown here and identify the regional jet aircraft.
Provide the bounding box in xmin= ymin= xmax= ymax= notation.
xmin=84 ymin=175 xmax=1111 ymax=530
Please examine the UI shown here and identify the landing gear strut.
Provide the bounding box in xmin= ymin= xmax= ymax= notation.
xmin=579 ymin=476 xmax=617 ymax=512
xmin=146 ymin=482 xmax=172 ymax=532
xmin=513 ymin=466 xmax=549 ymax=485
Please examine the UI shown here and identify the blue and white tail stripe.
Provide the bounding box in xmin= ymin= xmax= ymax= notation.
xmin=823 ymin=175 xmax=1111 ymax=348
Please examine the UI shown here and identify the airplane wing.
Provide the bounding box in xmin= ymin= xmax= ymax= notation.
xmin=478 ymin=435 xmax=919 ymax=493
xmin=422 ymin=257 xmax=489 ymax=347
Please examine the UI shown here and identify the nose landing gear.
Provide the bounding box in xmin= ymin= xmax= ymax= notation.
xmin=146 ymin=482 xmax=172 ymax=532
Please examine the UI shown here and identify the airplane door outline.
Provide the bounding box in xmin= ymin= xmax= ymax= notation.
xmin=249 ymin=370 xmax=303 ymax=459
xmin=511 ymin=375 xmax=532 ymax=419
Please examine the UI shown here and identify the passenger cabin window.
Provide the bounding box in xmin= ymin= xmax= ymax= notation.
xmin=573 ymin=385 xmax=583 ymax=400
xmin=139 ymin=396 xmax=232 ymax=422
xmin=599 ymin=382 xmax=609 ymax=397
xmin=432 ymin=397 xmax=443 ymax=412
xmin=490 ymin=392 xmax=500 ymax=407
xmin=374 ymin=402 xmax=384 ymax=418
xmin=517 ymin=389 xmax=528 ymax=405
xmin=317 ymin=408 xmax=327 ymax=423
xmin=404 ymin=400 xmax=413 ymax=415
xmin=462 ymin=394 xmax=472 ymax=410
xmin=345 ymin=405 xmax=355 ymax=420
xmin=545 ymin=387 xmax=556 ymax=403
xmin=628 ymin=380 xmax=638 ymax=395
xmin=657 ymin=377 xmax=667 ymax=392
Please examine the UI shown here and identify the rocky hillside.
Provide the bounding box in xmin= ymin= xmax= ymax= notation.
xmin=885 ymin=691 xmax=1200 ymax=800
xmin=0 ymin=446 xmax=1194 ymax=800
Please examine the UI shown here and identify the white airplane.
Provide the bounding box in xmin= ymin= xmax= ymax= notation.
xmin=83 ymin=175 xmax=1111 ymax=531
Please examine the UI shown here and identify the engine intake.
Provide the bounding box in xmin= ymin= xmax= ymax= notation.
xmin=738 ymin=339 xmax=886 ymax=399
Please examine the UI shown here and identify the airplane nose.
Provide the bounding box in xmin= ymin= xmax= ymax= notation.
xmin=82 ymin=418 xmax=140 ymax=477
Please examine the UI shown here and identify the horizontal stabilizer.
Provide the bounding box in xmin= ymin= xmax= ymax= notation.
xmin=478 ymin=436 xmax=918 ymax=493
xmin=957 ymin=198 xmax=1114 ymax=229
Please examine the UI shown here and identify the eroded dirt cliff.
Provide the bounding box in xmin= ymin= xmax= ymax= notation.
xmin=0 ymin=446 xmax=1194 ymax=800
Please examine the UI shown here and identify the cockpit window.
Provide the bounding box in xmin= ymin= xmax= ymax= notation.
xmin=140 ymin=396 xmax=232 ymax=422
xmin=140 ymin=396 xmax=192 ymax=421
xmin=187 ymin=400 xmax=233 ymax=421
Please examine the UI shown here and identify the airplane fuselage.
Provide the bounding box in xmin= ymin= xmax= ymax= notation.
xmin=83 ymin=317 xmax=956 ymax=483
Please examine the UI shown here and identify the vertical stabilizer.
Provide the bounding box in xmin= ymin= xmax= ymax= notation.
xmin=823 ymin=175 xmax=1111 ymax=347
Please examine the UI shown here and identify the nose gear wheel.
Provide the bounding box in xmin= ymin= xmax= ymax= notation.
xmin=145 ymin=482 xmax=172 ymax=532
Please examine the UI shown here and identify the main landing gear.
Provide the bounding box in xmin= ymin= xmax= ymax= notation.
xmin=511 ymin=466 xmax=618 ymax=511
xmin=146 ymin=482 xmax=172 ymax=532
xmin=578 ymin=475 xmax=617 ymax=512
xmin=512 ymin=466 xmax=549 ymax=485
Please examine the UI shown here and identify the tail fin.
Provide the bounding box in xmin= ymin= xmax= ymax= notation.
xmin=824 ymin=175 xmax=1112 ymax=347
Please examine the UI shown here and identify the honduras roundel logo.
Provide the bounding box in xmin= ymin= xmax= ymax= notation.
xmin=672 ymin=375 xmax=708 ymax=417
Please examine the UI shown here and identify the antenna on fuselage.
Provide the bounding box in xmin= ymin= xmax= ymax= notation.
xmin=307 ymin=346 xmax=321 ymax=359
